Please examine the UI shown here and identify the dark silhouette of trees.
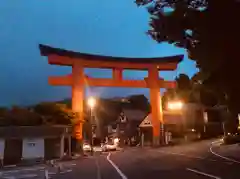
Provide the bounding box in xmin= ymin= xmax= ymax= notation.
xmin=162 ymin=73 xmax=193 ymax=109
xmin=0 ymin=107 xmax=9 ymax=126
xmin=7 ymin=106 xmax=42 ymax=126
xmin=33 ymin=102 xmax=76 ymax=125
xmin=135 ymin=0 xmax=240 ymax=130
xmin=126 ymin=94 xmax=151 ymax=112
xmin=162 ymin=73 xmax=224 ymax=109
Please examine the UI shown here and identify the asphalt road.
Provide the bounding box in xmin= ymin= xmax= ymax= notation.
xmin=1 ymin=139 xmax=240 ymax=179
xmin=109 ymin=140 xmax=240 ymax=179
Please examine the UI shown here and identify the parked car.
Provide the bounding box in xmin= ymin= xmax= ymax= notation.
xmin=83 ymin=143 xmax=92 ymax=152
xmin=102 ymin=141 xmax=117 ymax=152
xmin=93 ymin=145 xmax=103 ymax=152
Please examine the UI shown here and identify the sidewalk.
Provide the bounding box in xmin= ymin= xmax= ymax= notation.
xmin=0 ymin=156 xmax=86 ymax=174
xmin=0 ymin=161 xmax=75 ymax=179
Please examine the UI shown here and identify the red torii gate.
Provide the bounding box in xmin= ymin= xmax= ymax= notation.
xmin=39 ymin=44 xmax=183 ymax=147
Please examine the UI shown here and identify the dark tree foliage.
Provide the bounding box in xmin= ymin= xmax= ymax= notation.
xmin=0 ymin=107 xmax=10 ymax=126
xmin=175 ymin=74 xmax=191 ymax=91
xmin=162 ymin=73 xmax=225 ymax=109
xmin=127 ymin=95 xmax=151 ymax=112
xmin=33 ymin=102 xmax=76 ymax=125
xmin=7 ymin=106 xmax=42 ymax=126
xmin=135 ymin=0 xmax=240 ymax=129
xmin=162 ymin=73 xmax=191 ymax=109
xmin=162 ymin=88 xmax=176 ymax=109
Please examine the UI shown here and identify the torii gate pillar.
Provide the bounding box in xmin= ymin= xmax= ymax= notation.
xmin=148 ymin=66 xmax=163 ymax=146
xmin=72 ymin=62 xmax=84 ymax=149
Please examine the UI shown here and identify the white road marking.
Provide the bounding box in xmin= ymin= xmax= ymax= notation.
xmin=186 ymin=168 xmax=221 ymax=179
xmin=18 ymin=174 xmax=38 ymax=178
xmin=59 ymin=169 xmax=72 ymax=174
xmin=210 ymin=145 xmax=240 ymax=164
xmin=48 ymin=172 xmax=57 ymax=175
xmin=2 ymin=174 xmax=38 ymax=179
xmin=4 ymin=165 xmax=17 ymax=168
xmin=2 ymin=170 xmax=20 ymax=174
xmin=2 ymin=166 xmax=45 ymax=174
xmin=21 ymin=166 xmax=45 ymax=171
xmin=106 ymin=153 xmax=127 ymax=179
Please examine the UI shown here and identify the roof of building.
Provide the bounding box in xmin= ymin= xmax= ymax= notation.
xmin=0 ymin=126 xmax=72 ymax=139
xmin=122 ymin=109 xmax=148 ymax=121
xmin=140 ymin=112 xmax=183 ymax=127
xmin=39 ymin=44 xmax=183 ymax=64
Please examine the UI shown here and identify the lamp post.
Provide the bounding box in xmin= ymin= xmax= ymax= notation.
xmin=87 ymin=97 xmax=96 ymax=151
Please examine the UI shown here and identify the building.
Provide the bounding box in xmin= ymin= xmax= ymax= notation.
xmin=139 ymin=111 xmax=184 ymax=145
xmin=108 ymin=109 xmax=148 ymax=145
xmin=0 ymin=126 xmax=71 ymax=166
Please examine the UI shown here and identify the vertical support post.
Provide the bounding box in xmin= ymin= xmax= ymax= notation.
xmin=141 ymin=133 xmax=144 ymax=147
xmin=112 ymin=68 xmax=123 ymax=80
xmin=68 ymin=135 xmax=71 ymax=157
xmin=148 ymin=66 xmax=163 ymax=147
xmin=72 ymin=62 xmax=85 ymax=153
xmin=60 ymin=135 xmax=64 ymax=158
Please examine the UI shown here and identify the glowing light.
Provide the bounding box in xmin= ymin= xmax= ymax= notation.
xmin=113 ymin=138 xmax=119 ymax=144
xmin=167 ymin=101 xmax=183 ymax=110
xmin=88 ymin=97 xmax=96 ymax=109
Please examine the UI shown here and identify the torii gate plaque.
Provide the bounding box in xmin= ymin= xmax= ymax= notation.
xmin=39 ymin=44 xmax=183 ymax=147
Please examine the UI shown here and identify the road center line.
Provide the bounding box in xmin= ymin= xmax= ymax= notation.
xmin=106 ymin=153 xmax=128 ymax=179
xmin=186 ymin=168 xmax=221 ymax=179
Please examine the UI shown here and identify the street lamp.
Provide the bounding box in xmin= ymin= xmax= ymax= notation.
xmin=87 ymin=97 xmax=96 ymax=152
xmin=87 ymin=97 xmax=96 ymax=110
xmin=167 ymin=101 xmax=183 ymax=111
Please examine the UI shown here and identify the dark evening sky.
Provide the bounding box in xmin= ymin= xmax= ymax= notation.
xmin=0 ymin=0 xmax=197 ymax=107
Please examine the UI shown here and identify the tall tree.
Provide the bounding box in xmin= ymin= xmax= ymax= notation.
xmin=135 ymin=0 xmax=240 ymax=129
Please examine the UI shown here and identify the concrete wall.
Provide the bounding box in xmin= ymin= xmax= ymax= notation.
xmin=0 ymin=137 xmax=62 ymax=165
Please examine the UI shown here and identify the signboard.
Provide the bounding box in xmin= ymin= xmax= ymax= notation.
xmin=139 ymin=115 xmax=152 ymax=127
